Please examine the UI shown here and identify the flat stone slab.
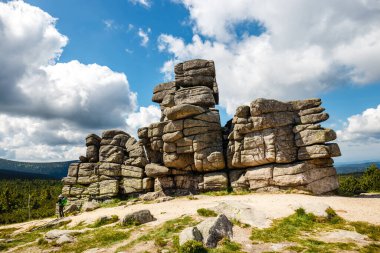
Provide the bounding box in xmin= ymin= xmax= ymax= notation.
xmin=314 ymin=229 xmax=371 ymax=246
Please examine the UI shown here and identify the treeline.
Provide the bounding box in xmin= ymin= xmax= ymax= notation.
xmin=0 ymin=158 xmax=74 ymax=179
xmin=0 ymin=179 xmax=62 ymax=224
xmin=338 ymin=164 xmax=380 ymax=196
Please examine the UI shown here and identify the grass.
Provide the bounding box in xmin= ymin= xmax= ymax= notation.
xmin=0 ymin=228 xmax=49 ymax=252
xmin=197 ymin=208 xmax=217 ymax=217
xmin=87 ymin=215 xmax=119 ymax=228
xmin=0 ymin=227 xmax=18 ymax=239
xmin=53 ymin=226 xmax=131 ymax=253
xmin=350 ymin=221 xmax=380 ymax=241
xmin=201 ymin=189 xmax=251 ymax=196
xmin=116 ymin=215 xmax=198 ymax=252
xmin=250 ymin=208 xmax=380 ymax=253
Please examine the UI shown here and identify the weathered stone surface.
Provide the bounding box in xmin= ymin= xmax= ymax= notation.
xmin=81 ymin=201 xmax=100 ymax=212
xmin=98 ymin=180 xmax=118 ymax=197
xmin=295 ymin=129 xmax=336 ymax=147
xmin=289 ymin=98 xmax=322 ymax=110
xmin=165 ymin=104 xmax=206 ymax=120
xmin=102 ymin=130 xmax=129 ymax=139
xmin=197 ymin=214 xmax=233 ymax=248
xmin=272 ymin=167 xmax=336 ymax=186
xmin=142 ymin=177 xmax=154 ymax=191
xmin=211 ymin=201 xmax=272 ymax=228
xmin=162 ymin=131 xmax=183 ymax=142
xmin=200 ymin=172 xmax=228 ymax=191
xmin=67 ymin=163 xmax=79 ymax=177
xmin=250 ymin=98 xmax=292 ymax=116
xmin=297 ymin=112 xmax=329 ymax=124
xmin=86 ymin=145 xmax=99 ymax=162
xmin=152 ymin=82 xmax=176 ymax=103
xmin=137 ymin=127 xmax=148 ymax=139
xmin=121 ymin=210 xmax=155 ymax=226
xmin=174 ymin=87 xmax=216 ymax=107
xmin=121 ymin=165 xmax=144 ymax=178
xmin=86 ymin=134 xmax=101 ymax=146
xmin=154 ymin=177 xmax=175 ymax=191
xmin=298 ymin=143 xmax=341 ymax=160
xmin=99 ymin=145 xmax=124 ymax=164
xmin=98 ymin=163 xmax=121 ymax=176
xmin=122 ymin=178 xmax=143 ymax=193
xmin=62 ymin=177 xmax=77 ymax=185
xmin=145 ymin=163 xmax=171 ymax=177
xmin=179 ymin=227 xmax=203 ymax=246
xmin=305 ymin=175 xmax=339 ymax=194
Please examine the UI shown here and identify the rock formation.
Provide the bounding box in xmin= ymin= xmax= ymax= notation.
xmin=61 ymin=130 xmax=154 ymax=204
xmin=61 ymin=59 xmax=341 ymax=203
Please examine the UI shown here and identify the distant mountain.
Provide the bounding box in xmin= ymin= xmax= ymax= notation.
xmin=0 ymin=158 xmax=76 ymax=179
xmin=335 ymin=161 xmax=380 ymax=174
xmin=0 ymin=169 xmax=54 ymax=179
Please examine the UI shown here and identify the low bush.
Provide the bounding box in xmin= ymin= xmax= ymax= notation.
xmin=197 ymin=208 xmax=217 ymax=217
xmin=180 ymin=240 xmax=207 ymax=253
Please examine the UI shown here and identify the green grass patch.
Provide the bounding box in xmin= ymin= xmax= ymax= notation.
xmin=250 ymin=208 xmax=362 ymax=253
xmin=0 ymin=227 xmax=18 ymax=239
xmin=350 ymin=221 xmax=380 ymax=241
xmin=201 ymin=189 xmax=251 ymax=196
xmin=0 ymin=228 xmax=48 ymax=252
xmin=87 ymin=215 xmax=119 ymax=228
xmin=360 ymin=243 xmax=380 ymax=253
xmin=116 ymin=215 xmax=197 ymax=252
xmin=197 ymin=208 xmax=217 ymax=217
xmin=55 ymin=226 xmax=131 ymax=253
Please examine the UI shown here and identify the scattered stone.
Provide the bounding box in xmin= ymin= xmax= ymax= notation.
xmin=121 ymin=210 xmax=155 ymax=226
xmin=196 ymin=214 xmax=233 ymax=248
xmin=81 ymin=201 xmax=100 ymax=212
xmin=211 ymin=201 xmax=271 ymax=228
xmin=179 ymin=227 xmax=203 ymax=246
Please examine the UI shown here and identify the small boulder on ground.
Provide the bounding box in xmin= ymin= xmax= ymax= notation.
xmin=179 ymin=227 xmax=203 ymax=246
xmin=45 ymin=229 xmax=83 ymax=245
xmin=120 ymin=209 xmax=155 ymax=226
xmin=211 ymin=201 xmax=271 ymax=228
xmin=196 ymin=214 xmax=233 ymax=248
xmin=81 ymin=201 xmax=100 ymax=212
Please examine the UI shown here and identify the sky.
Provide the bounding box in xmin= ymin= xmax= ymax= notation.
xmin=0 ymin=0 xmax=379 ymax=163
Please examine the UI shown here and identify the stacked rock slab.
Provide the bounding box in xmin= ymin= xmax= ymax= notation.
xmin=227 ymin=98 xmax=341 ymax=194
xmin=61 ymin=130 xmax=154 ymax=203
xmin=139 ymin=59 xmax=228 ymax=194
xmin=62 ymin=58 xmax=342 ymax=199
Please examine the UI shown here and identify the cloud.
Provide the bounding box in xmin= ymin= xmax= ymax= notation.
xmin=337 ymin=105 xmax=380 ymax=142
xmin=0 ymin=1 xmax=144 ymax=161
xmin=129 ymin=0 xmax=151 ymax=8
xmin=138 ymin=28 xmax=151 ymax=47
xmin=335 ymin=105 xmax=380 ymax=162
xmin=125 ymin=105 xmax=161 ymax=137
xmin=159 ymin=0 xmax=380 ymax=115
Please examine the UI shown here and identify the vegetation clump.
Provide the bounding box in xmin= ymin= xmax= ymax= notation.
xmin=180 ymin=240 xmax=207 ymax=253
xmin=197 ymin=208 xmax=217 ymax=217
xmin=338 ymin=164 xmax=380 ymax=196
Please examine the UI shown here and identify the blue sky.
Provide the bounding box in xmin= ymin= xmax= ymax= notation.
xmin=0 ymin=0 xmax=379 ymax=162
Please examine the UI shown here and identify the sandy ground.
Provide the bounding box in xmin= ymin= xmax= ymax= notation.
xmin=67 ymin=193 xmax=380 ymax=228
xmin=2 ymin=193 xmax=380 ymax=232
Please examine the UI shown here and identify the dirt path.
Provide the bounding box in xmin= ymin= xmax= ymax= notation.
xmin=2 ymin=193 xmax=379 ymax=233
xmin=63 ymin=193 xmax=380 ymax=228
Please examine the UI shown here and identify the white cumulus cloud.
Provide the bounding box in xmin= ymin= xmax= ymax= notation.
xmin=159 ymin=0 xmax=380 ymax=115
xmin=126 ymin=105 xmax=161 ymax=137
xmin=0 ymin=1 xmax=147 ymax=161
xmin=337 ymin=105 xmax=380 ymax=142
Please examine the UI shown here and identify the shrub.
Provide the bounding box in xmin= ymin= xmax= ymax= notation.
xmin=180 ymin=240 xmax=207 ymax=253
xmin=197 ymin=208 xmax=217 ymax=217
xmin=338 ymin=176 xmax=362 ymax=196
